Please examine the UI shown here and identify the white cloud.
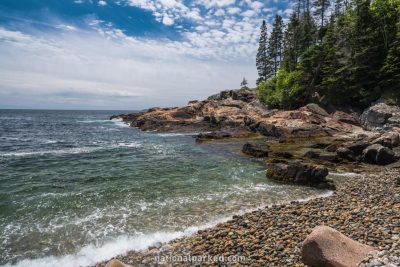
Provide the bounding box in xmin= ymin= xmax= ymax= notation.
xmin=0 ymin=27 xmax=257 ymax=109
xmin=241 ymin=10 xmax=256 ymax=17
xmin=162 ymin=15 xmax=174 ymax=25
xmin=227 ymin=7 xmax=241 ymax=14
xmin=98 ymin=0 xmax=107 ymax=6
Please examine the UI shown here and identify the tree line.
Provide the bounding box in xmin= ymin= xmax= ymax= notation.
xmin=256 ymin=0 xmax=400 ymax=109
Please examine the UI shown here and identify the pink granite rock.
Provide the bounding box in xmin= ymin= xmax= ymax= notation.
xmin=105 ymin=259 xmax=133 ymax=267
xmin=301 ymin=226 xmax=376 ymax=267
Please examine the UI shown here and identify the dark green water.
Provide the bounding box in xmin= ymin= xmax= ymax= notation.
xmin=0 ymin=110 xmax=329 ymax=267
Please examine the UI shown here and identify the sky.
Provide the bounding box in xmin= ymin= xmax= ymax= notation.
xmin=0 ymin=0 xmax=293 ymax=110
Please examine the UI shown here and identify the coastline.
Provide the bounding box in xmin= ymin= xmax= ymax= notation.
xmin=96 ymin=167 xmax=399 ymax=266
xmin=96 ymin=88 xmax=400 ymax=266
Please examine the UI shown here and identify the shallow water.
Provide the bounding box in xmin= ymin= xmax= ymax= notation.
xmin=0 ymin=110 xmax=329 ymax=267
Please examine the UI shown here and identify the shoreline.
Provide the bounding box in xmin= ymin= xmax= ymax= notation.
xmin=96 ymin=167 xmax=399 ymax=266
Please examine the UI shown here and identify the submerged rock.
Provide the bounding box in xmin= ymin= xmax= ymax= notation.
xmin=301 ymin=226 xmax=376 ymax=267
xmin=266 ymin=161 xmax=334 ymax=189
xmin=242 ymin=143 xmax=269 ymax=158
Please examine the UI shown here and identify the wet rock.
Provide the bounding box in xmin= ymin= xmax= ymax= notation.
xmin=242 ymin=143 xmax=269 ymax=158
xmin=304 ymin=151 xmax=340 ymax=163
xmin=310 ymin=143 xmax=330 ymax=149
xmin=336 ymin=147 xmax=356 ymax=161
xmin=301 ymin=226 xmax=376 ymax=267
xmin=266 ymin=161 xmax=334 ymax=189
xmin=325 ymin=143 xmax=338 ymax=152
xmin=347 ymin=141 xmax=370 ymax=156
xmin=362 ymin=144 xmax=396 ymax=165
xmin=397 ymin=177 xmax=400 ymax=186
xmin=272 ymin=151 xmax=293 ymax=159
xmin=195 ymin=132 xmax=232 ymax=141
xmin=105 ymin=259 xmax=133 ymax=267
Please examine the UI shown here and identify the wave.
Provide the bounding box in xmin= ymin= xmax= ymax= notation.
xmin=2 ymin=220 xmax=227 ymax=267
xmin=2 ymin=189 xmax=334 ymax=267
xmin=76 ymin=118 xmax=129 ymax=128
xmin=0 ymin=142 xmax=141 ymax=158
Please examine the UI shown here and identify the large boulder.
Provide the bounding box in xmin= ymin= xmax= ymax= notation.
xmin=361 ymin=102 xmax=400 ymax=129
xmin=105 ymin=259 xmax=133 ymax=267
xmin=242 ymin=143 xmax=269 ymax=158
xmin=301 ymin=226 xmax=376 ymax=267
xmin=266 ymin=161 xmax=334 ymax=189
xmin=361 ymin=144 xmax=396 ymax=165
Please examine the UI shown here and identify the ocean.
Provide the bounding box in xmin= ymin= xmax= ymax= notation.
xmin=0 ymin=110 xmax=329 ymax=267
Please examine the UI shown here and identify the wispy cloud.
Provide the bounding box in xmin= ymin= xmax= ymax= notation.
xmin=0 ymin=0 xmax=293 ymax=109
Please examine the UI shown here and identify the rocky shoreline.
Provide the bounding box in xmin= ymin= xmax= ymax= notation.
xmin=96 ymin=168 xmax=399 ymax=267
xmin=101 ymin=89 xmax=400 ymax=266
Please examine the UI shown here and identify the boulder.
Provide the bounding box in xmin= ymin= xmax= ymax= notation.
xmin=361 ymin=102 xmax=400 ymax=129
xmin=301 ymin=226 xmax=376 ymax=267
xmin=105 ymin=259 xmax=133 ymax=267
xmin=266 ymin=161 xmax=334 ymax=189
xmin=336 ymin=147 xmax=356 ymax=161
xmin=300 ymin=103 xmax=330 ymax=117
xmin=332 ymin=111 xmax=361 ymax=126
xmin=242 ymin=143 xmax=269 ymax=157
xmin=346 ymin=141 xmax=370 ymax=156
xmin=361 ymin=144 xmax=396 ymax=165
xmin=254 ymin=122 xmax=279 ymax=137
xmin=371 ymin=132 xmax=400 ymax=148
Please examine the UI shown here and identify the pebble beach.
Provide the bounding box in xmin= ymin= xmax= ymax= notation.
xmin=96 ymin=167 xmax=400 ymax=266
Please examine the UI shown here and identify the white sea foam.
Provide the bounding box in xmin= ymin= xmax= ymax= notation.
xmin=2 ymin=220 xmax=226 ymax=267
xmin=0 ymin=142 xmax=141 ymax=158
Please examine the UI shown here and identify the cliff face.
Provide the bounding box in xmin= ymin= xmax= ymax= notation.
xmin=112 ymin=88 xmax=368 ymax=139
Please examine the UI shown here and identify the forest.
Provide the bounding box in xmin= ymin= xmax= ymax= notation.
xmin=256 ymin=0 xmax=400 ymax=109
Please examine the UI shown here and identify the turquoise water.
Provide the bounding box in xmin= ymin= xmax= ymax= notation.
xmin=0 ymin=110 xmax=328 ymax=267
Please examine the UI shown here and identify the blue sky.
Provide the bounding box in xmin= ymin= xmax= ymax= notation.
xmin=0 ymin=0 xmax=292 ymax=110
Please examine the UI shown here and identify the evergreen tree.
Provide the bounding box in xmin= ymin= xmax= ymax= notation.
xmin=268 ymin=15 xmax=284 ymax=76
xmin=256 ymin=20 xmax=269 ymax=85
xmin=282 ymin=13 xmax=300 ymax=71
xmin=314 ymin=0 xmax=331 ymax=39
xmin=380 ymin=19 xmax=400 ymax=103
xmin=240 ymin=77 xmax=249 ymax=89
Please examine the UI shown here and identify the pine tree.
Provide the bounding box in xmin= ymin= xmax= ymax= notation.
xmin=314 ymin=0 xmax=331 ymax=40
xmin=268 ymin=15 xmax=284 ymax=76
xmin=240 ymin=77 xmax=249 ymax=89
xmin=256 ymin=20 xmax=269 ymax=85
xmin=282 ymin=13 xmax=300 ymax=71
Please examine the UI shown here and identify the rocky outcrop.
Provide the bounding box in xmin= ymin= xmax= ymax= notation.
xmin=266 ymin=161 xmax=334 ymax=189
xmin=362 ymin=144 xmax=396 ymax=165
xmin=111 ymin=89 xmax=366 ymax=140
xmin=361 ymin=102 xmax=400 ymax=130
xmin=242 ymin=143 xmax=269 ymax=157
xmin=195 ymin=132 xmax=232 ymax=142
xmin=301 ymin=226 xmax=376 ymax=267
